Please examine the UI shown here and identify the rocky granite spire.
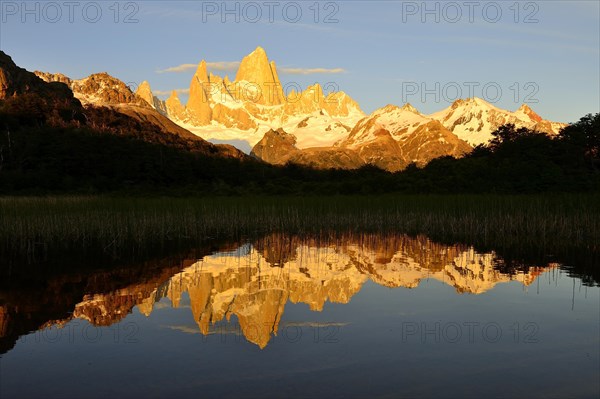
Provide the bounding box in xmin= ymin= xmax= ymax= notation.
xmin=234 ymin=46 xmax=284 ymax=105
xmin=186 ymin=60 xmax=212 ymax=125
xmin=134 ymin=80 xmax=168 ymax=115
xmin=135 ymin=81 xmax=154 ymax=106
xmin=166 ymin=90 xmax=187 ymax=121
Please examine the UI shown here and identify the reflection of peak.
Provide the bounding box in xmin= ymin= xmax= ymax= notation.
xmin=147 ymin=234 xmax=557 ymax=347
xmin=0 ymin=233 xmax=560 ymax=353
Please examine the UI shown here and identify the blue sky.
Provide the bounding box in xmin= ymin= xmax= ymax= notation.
xmin=1 ymin=0 xmax=598 ymax=122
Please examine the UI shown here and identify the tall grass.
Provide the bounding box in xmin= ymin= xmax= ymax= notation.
xmin=0 ymin=195 xmax=598 ymax=259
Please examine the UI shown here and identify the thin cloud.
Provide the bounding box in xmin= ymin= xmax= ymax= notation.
xmin=279 ymin=67 xmax=346 ymax=75
xmin=156 ymin=63 xmax=197 ymax=73
xmin=157 ymin=61 xmax=240 ymax=74
xmin=154 ymin=88 xmax=190 ymax=96
xmin=157 ymin=62 xmax=346 ymax=75
xmin=162 ymin=325 xmax=202 ymax=335
xmin=207 ymin=61 xmax=240 ymax=72
xmin=281 ymin=321 xmax=349 ymax=328
xmin=162 ymin=325 xmax=243 ymax=336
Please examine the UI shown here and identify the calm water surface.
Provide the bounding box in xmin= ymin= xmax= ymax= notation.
xmin=1 ymin=234 xmax=598 ymax=398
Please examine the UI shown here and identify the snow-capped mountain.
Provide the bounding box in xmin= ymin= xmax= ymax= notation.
xmin=337 ymin=103 xmax=472 ymax=167
xmin=250 ymin=102 xmax=473 ymax=172
xmin=429 ymin=97 xmax=567 ymax=146
xmin=353 ymin=103 xmax=433 ymax=142
xmin=134 ymin=47 xmax=365 ymax=150
xmin=344 ymin=97 xmax=566 ymax=153
xmin=250 ymin=94 xmax=565 ymax=172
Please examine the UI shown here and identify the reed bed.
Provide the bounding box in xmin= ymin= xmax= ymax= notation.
xmin=0 ymin=195 xmax=598 ymax=259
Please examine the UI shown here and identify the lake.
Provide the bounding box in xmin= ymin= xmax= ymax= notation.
xmin=1 ymin=231 xmax=598 ymax=398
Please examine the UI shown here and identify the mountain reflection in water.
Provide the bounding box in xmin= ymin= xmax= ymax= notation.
xmin=1 ymin=233 xmax=570 ymax=353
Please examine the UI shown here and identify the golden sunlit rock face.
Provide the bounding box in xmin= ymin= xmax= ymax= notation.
xmin=234 ymin=47 xmax=285 ymax=106
xmin=134 ymin=81 xmax=168 ymax=116
xmin=187 ymin=61 xmax=213 ymax=125
xmin=165 ymin=90 xmax=187 ymax=121
xmin=150 ymin=47 xmax=365 ymax=147
xmin=4 ymin=234 xmax=556 ymax=350
xmin=135 ymin=80 xmax=155 ymax=106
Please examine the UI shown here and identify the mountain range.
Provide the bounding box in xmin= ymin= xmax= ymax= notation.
xmin=3 ymin=47 xmax=566 ymax=172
